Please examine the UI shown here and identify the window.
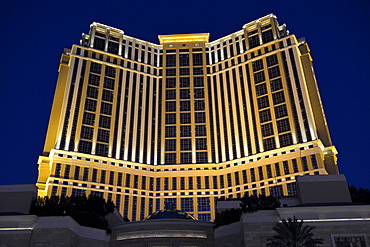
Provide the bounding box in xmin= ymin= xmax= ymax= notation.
xmin=180 ymin=77 xmax=190 ymax=87
xmin=89 ymin=74 xmax=100 ymax=86
xmin=96 ymin=143 xmax=108 ymax=156
xmin=105 ymin=66 xmax=116 ymax=78
xmin=166 ymin=101 xmax=176 ymax=112
xmin=275 ymin=163 xmax=281 ymax=176
xmin=180 ymin=89 xmax=190 ymax=99
xmin=180 ymin=139 xmax=192 ymax=151
xmin=166 ymin=77 xmax=176 ymax=88
xmin=272 ymin=91 xmax=285 ymax=105
xmin=181 ymin=152 xmax=192 ymax=164
xmin=87 ymin=86 xmax=99 ymax=99
xmin=165 ymin=153 xmax=176 ymax=164
xmin=100 ymin=102 xmax=112 ymax=115
xmin=257 ymin=96 xmax=269 ymax=109
xmin=194 ymin=100 xmax=205 ymax=111
xmin=166 ymin=68 xmax=176 ymax=76
xmin=102 ymin=90 xmax=114 ymax=102
xmin=100 ymin=170 xmax=106 ymax=183
xmin=74 ymin=166 xmax=80 ymax=180
xmin=193 ymin=67 xmax=203 ymax=75
xmin=196 ymin=138 xmax=207 ymax=150
xmin=104 ymin=77 xmax=115 ymax=90
xmin=262 ymin=29 xmax=273 ymax=44
xmin=79 ymin=140 xmax=92 ymax=154
xmin=256 ymin=83 xmax=267 ymax=96
xmin=90 ymin=62 xmax=102 ymax=74
xmin=196 ymin=152 xmax=208 ymax=163
xmin=268 ymin=66 xmax=280 ymax=79
xmin=301 ymin=156 xmax=309 ymax=171
xmin=166 ymin=54 xmax=176 ymax=67
xmin=181 ymin=198 xmax=194 ymax=212
xmin=261 ymin=123 xmax=274 ymax=137
xmin=311 ymin=154 xmax=318 ymax=169
xmin=180 ymin=101 xmax=191 ymax=111
xmin=165 ymin=126 xmax=176 ymax=138
xmin=274 ymin=104 xmax=288 ymax=119
xmin=248 ymin=35 xmax=259 ymax=49
xmin=165 ymin=139 xmax=176 ymax=151
xmin=269 ymin=185 xmax=283 ymax=197
xmin=266 ymin=54 xmax=278 ymax=67
xmin=193 ymin=53 xmax=203 ymax=66
xmin=99 ymin=115 xmax=111 ymax=128
xmin=179 ymin=54 xmax=189 ymax=66
xmin=279 ymin=134 xmax=293 ymax=147
xmin=277 ymin=118 xmax=290 ymax=133
xmin=254 ymin=71 xmax=265 ymax=84
xmin=180 ymin=68 xmax=190 ymax=75
xmin=80 ymin=126 xmax=93 ymax=140
xmin=283 ymin=161 xmax=290 ymax=175
xmin=180 ymin=125 xmax=191 ymax=137
xmin=194 ymin=88 xmax=204 ymax=99
xmin=166 ymin=89 xmax=176 ymax=100
xmin=85 ymin=99 xmax=97 ymax=112
xmin=180 ymin=113 xmax=191 ymax=124
xmin=259 ymin=109 xmax=272 ymax=123
xmin=195 ymin=125 xmax=206 ymax=136
xmin=97 ymin=129 xmax=110 ymax=143
xmin=252 ymin=59 xmax=263 ymax=72
xmin=270 ymin=78 xmax=283 ymax=92
xmin=292 ymin=159 xmax=299 ymax=173
xmin=195 ymin=112 xmax=206 ymax=123
xmin=197 ymin=197 xmax=210 ymax=211
xmin=263 ymin=137 xmax=276 ymax=151
xmin=166 ymin=113 xmax=176 ymax=125
xmin=54 ymin=163 xmax=61 ymax=177
xmin=193 ymin=77 xmax=204 ymax=87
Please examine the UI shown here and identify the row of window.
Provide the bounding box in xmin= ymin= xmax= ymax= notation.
xmin=52 ymin=184 xmax=212 ymax=221
xmin=52 ymin=155 xmax=320 ymax=189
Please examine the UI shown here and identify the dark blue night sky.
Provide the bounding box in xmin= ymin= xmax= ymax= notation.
xmin=1 ymin=0 xmax=369 ymax=188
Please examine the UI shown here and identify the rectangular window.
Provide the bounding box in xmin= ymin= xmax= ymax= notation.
xmin=166 ymin=54 xmax=176 ymax=67
xmin=213 ymin=176 xmax=218 ymax=189
xmin=283 ymin=161 xmax=290 ymax=175
xmin=275 ymin=163 xmax=281 ymax=176
xmin=100 ymin=170 xmax=106 ymax=183
xmin=83 ymin=112 xmax=95 ymax=126
xmin=74 ymin=166 xmax=80 ymax=180
xmin=311 ymin=154 xmax=318 ymax=169
xmin=64 ymin=165 xmax=70 ymax=178
xmin=179 ymin=54 xmax=189 ymax=66
xmin=181 ymin=198 xmax=194 ymax=212
xmin=188 ymin=177 xmax=193 ymax=190
xmin=302 ymin=156 xmax=309 ymax=171
xmin=193 ymin=53 xmax=203 ymax=66
xmin=198 ymin=197 xmax=210 ymax=211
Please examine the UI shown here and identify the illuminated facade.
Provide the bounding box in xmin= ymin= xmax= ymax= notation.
xmin=36 ymin=14 xmax=338 ymax=221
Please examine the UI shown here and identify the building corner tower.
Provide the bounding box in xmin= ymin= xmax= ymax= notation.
xmin=36 ymin=14 xmax=338 ymax=221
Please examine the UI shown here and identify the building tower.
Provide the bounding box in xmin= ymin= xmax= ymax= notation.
xmin=36 ymin=14 xmax=338 ymax=221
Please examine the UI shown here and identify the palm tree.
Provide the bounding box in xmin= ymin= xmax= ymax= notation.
xmin=266 ymin=216 xmax=323 ymax=247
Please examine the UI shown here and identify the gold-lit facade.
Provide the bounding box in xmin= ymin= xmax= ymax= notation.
xmin=36 ymin=14 xmax=338 ymax=222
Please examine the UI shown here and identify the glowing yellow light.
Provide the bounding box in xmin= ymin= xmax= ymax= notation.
xmin=158 ymin=33 xmax=210 ymax=44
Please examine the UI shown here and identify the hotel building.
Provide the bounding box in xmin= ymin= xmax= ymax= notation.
xmin=36 ymin=14 xmax=338 ymax=221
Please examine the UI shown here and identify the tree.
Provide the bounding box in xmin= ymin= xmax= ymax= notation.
xmin=214 ymin=208 xmax=242 ymax=228
xmin=240 ymin=194 xmax=280 ymax=213
xmin=349 ymin=185 xmax=370 ymax=203
xmin=266 ymin=217 xmax=323 ymax=247
xmin=30 ymin=195 xmax=115 ymax=230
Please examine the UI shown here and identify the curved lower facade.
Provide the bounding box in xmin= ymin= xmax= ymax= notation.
xmin=36 ymin=14 xmax=338 ymax=221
